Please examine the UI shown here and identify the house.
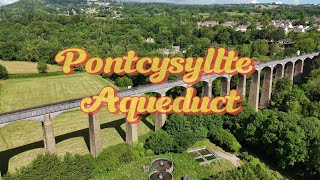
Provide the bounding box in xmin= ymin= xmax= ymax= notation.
xmin=236 ymin=25 xmax=249 ymax=32
xmin=278 ymin=38 xmax=293 ymax=45
xmin=158 ymin=46 xmax=185 ymax=55
xmin=221 ymin=21 xmax=236 ymax=27
xmin=197 ymin=21 xmax=219 ymax=28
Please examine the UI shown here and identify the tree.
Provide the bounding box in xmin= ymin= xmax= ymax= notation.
xmin=145 ymin=130 xmax=174 ymax=154
xmin=294 ymin=38 xmax=316 ymax=53
xmin=0 ymin=64 xmax=8 ymax=79
xmin=164 ymin=114 xmax=199 ymax=152
xmin=115 ymin=76 xmax=133 ymax=87
xmin=208 ymin=126 xmax=241 ymax=152
xmin=37 ymin=61 xmax=48 ymax=74
xmin=252 ymin=39 xmax=269 ymax=57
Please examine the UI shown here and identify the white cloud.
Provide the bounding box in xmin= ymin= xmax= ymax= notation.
xmin=0 ymin=0 xmax=19 ymax=6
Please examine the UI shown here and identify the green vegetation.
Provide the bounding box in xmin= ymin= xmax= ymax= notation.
xmin=115 ymin=76 xmax=133 ymax=88
xmin=145 ymin=130 xmax=174 ymax=154
xmin=0 ymin=60 xmax=61 ymax=74
xmin=0 ymin=64 xmax=8 ymax=80
xmin=36 ymin=61 xmax=48 ymax=74
xmin=0 ymin=1 xmax=319 ymax=179
xmin=208 ymin=127 xmax=241 ymax=153
xmin=0 ymin=73 xmax=117 ymax=112
xmin=0 ymin=1 xmax=319 ymax=87
xmin=3 ymin=140 xmax=235 ymax=180
xmin=209 ymin=153 xmax=286 ymax=180
xmin=0 ymin=109 xmax=153 ymax=173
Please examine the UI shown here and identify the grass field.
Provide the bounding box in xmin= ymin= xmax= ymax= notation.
xmin=0 ymin=60 xmax=61 ymax=74
xmin=0 ymin=109 xmax=155 ymax=173
xmin=0 ymin=69 xmax=154 ymax=174
xmin=0 ymin=73 xmax=117 ymax=113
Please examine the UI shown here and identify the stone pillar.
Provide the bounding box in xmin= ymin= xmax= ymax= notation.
xmin=155 ymin=113 xmax=166 ymax=130
xmin=259 ymin=68 xmax=273 ymax=108
xmin=42 ymin=114 xmax=56 ymax=154
xmin=236 ymin=74 xmax=246 ymax=98
xmin=303 ymin=59 xmax=313 ymax=77
xmin=88 ymin=114 xmax=102 ymax=157
xmin=155 ymin=93 xmax=166 ymax=130
xmin=274 ymin=65 xmax=284 ymax=81
xmin=202 ymin=82 xmax=212 ymax=97
xmin=221 ymin=78 xmax=231 ymax=96
xmin=294 ymin=60 xmax=304 ymax=83
xmin=126 ymin=121 xmax=138 ymax=145
xmin=248 ymin=71 xmax=260 ymax=111
xmin=285 ymin=62 xmax=294 ymax=82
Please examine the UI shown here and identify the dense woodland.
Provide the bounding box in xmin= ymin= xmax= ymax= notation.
xmin=1 ymin=0 xmax=320 ymax=86
xmin=0 ymin=0 xmax=320 ymax=179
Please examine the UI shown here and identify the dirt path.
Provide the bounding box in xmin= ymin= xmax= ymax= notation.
xmin=213 ymin=150 xmax=241 ymax=167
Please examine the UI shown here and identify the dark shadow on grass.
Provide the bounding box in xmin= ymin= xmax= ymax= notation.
xmin=0 ymin=118 xmax=126 ymax=176
xmin=141 ymin=114 xmax=154 ymax=131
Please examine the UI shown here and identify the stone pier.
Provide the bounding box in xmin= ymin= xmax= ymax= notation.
xmin=221 ymin=78 xmax=231 ymax=96
xmin=202 ymin=82 xmax=212 ymax=97
xmin=155 ymin=93 xmax=167 ymax=130
xmin=236 ymin=74 xmax=246 ymax=98
xmin=274 ymin=65 xmax=284 ymax=81
xmin=285 ymin=62 xmax=295 ymax=82
xmin=155 ymin=113 xmax=166 ymax=130
xmin=294 ymin=60 xmax=304 ymax=83
xmin=42 ymin=114 xmax=56 ymax=154
xmin=126 ymin=121 xmax=138 ymax=145
xmin=248 ymin=71 xmax=260 ymax=111
xmin=303 ymin=59 xmax=313 ymax=77
xmin=88 ymin=114 xmax=102 ymax=157
xmin=260 ymin=68 xmax=273 ymax=108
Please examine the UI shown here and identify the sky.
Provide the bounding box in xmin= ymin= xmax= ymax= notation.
xmin=0 ymin=0 xmax=318 ymax=7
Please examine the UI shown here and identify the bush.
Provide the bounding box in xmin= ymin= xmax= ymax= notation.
xmin=208 ymin=126 xmax=241 ymax=152
xmin=94 ymin=144 xmax=134 ymax=173
xmin=0 ymin=64 xmax=8 ymax=79
xmin=145 ymin=149 xmax=154 ymax=156
xmin=37 ymin=61 xmax=48 ymax=74
xmin=145 ymin=130 xmax=174 ymax=154
xmin=5 ymin=153 xmax=94 ymax=180
xmin=165 ymin=114 xmax=203 ymax=152
xmin=115 ymin=76 xmax=133 ymax=87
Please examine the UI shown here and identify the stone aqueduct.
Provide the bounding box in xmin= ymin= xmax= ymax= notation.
xmin=0 ymin=52 xmax=319 ymax=176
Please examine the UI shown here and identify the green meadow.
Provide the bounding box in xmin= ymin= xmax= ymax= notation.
xmin=0 ymin=61 xmax=154 ymax=173
xmin=0 ymin=73 xmax=117 ymax=113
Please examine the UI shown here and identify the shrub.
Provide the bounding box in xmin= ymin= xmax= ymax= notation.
xmin=0 ymin=64 xmax=8 ymax=79
xmin=9 ymin=153 xmax=62 ymax=180
xmin=94 ymin=144 xmax=134 ymax=173
xmin=37 ymin=61 xmax=48 ymax=74
xmin=115 ymin=76 xmax=133 ymax=87
xmin=165 ymin=114 xmax=201 ymax=152
xmin=5 ymin=153 xmax=95 ymax=180
xmin=208 ymin=126 xmax=241 ymax=152
xmin=145 ymin=130 xmax=174 ymax=154
xmin=145 ymin=149 xmax=154 ymax=156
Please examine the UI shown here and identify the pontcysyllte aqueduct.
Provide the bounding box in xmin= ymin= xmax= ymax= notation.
xmin=0 ymin=52 xmax=319 ymax=177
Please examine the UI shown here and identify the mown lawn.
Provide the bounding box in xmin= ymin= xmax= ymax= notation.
xmin=0 ymin=73 xmax=117 ymax=113
xmin=0 ymin=60 xmax=61 ymax=74
xmin=0 ymin=109 xmax=155 ymax=173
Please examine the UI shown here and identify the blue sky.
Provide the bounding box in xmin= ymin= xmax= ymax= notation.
xmin=0 ymin=0 xmax=319 ymax=7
